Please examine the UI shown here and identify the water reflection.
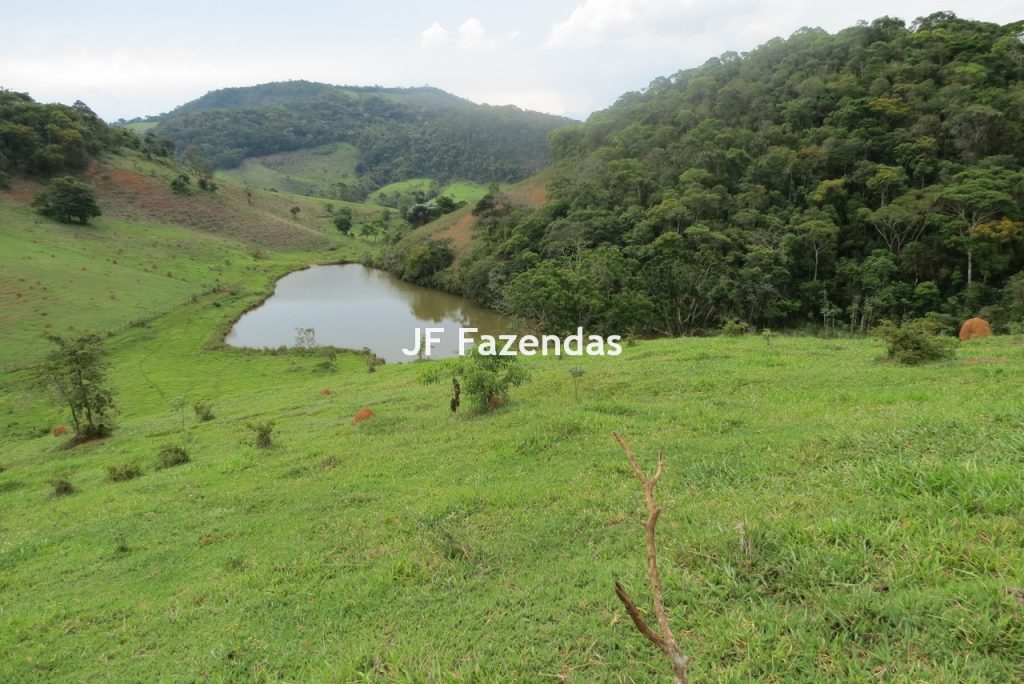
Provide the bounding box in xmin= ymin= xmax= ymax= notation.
xmin=225 ymin=264 xmax=513 ymax=362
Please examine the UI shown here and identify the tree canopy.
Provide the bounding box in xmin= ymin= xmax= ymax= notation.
xmin=417 ymin=14 xmax=1024 ymax=335
xmin=0 ymin=91 xmax=134 ymax=179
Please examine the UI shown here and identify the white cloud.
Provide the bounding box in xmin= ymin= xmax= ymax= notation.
xmin=420 ymin=21 xmax=448 ymax=48
xmin=547 ymin=0 xmax=798 ymax=48
xmin=457 ymin=18 xmax=493 ymax=50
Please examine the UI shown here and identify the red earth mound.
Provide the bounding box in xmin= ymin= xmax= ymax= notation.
xmin=959 ymin=317 xmax=992 ymax=341
xmin=352 ymin=407 xmax=374 ymax=424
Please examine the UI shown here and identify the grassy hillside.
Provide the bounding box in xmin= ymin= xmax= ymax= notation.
xmin=221 ymin=143 xmax=361 ymax=198
xmin=1 ymin=285 xmax=1023 ymax=680
xmin=0 ymin=150 xmax=390 ymax=368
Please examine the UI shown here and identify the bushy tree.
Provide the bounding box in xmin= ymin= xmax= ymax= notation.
xmin=31 ymin=177 xmax=101 ymax=224
xmin=36 ymin=335 xmax=115 ymax=441
xmin=873 ymin=318 xmax=957 ymax=365
xmin=333 ymin=207 xmax=353 ymax=234
xmin=170 ymin=174 xmax=192 ymax=195
xmin=421 ymin=347 xmax=530 ymax=411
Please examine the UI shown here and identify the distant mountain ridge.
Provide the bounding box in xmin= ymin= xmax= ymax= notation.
xmin=164 ymin=81 xmax=471 ymax=116
xmin=146 ymin=81 xmax=575 ymax=192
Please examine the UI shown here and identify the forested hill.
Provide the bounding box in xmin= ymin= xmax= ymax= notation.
xmin=435 ymin=12 xmax=1024 ymax=336
xmin=148 ymin=81 xmax=575 ymax=185
xmin=0 ymin=91 xmax=137 ymax=183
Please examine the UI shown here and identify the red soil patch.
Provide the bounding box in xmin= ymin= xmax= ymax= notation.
xmin=433 ymin=212 xmax=477 ymax=257
xmin=320 ymin=388 xmax=334 ymax=395
xmin=508 ymin=182 xmax=547 ymax=208
xmin=52 ymin=425 xmax=68 ymax=437
xmin=83 ymin=163 xmax=329 ymax=250
xmin=352 ymin=407 xmax=374 ymax=424
xmin=959 ymin=317 xmax=991 ymax=341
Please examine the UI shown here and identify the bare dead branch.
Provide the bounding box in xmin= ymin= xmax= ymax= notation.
xmin=613 ymin=432 xmax=690 ymax=684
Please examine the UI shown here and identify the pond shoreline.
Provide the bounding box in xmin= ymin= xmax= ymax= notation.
xmin=223 ymin=262 xmax=513 ymax=362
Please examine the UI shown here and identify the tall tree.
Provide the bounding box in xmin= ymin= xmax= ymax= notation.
xmin=937 ymin=168 xmax=1019 ymax=284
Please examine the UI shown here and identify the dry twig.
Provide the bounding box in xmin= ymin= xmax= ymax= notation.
xmin=613 ymin=432 xmax=690 ymax=684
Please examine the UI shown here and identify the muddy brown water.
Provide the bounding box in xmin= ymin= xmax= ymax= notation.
xmin=225 ymin=264 xmax=513 ymax=362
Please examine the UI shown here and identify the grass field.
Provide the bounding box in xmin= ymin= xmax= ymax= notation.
xmin=438 ymin=181 xmax=489 ymax=204
xmin=2 ymin=287 xmax=1024 ymax=680
xmin=2 ymin=161 xmax=1024 ymax=681
xmin=367 ymin=179 xmax=489 ymax=207
xmin=221 ymin=143 xmax=361 ymax=198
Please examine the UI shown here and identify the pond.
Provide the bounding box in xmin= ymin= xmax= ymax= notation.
xmin=225 ymin=264 xmax=513 ymax=362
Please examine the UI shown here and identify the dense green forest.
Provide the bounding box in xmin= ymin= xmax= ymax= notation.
xmin=149 ymin=81 xmax=573 ymax=188
xmin=397 ymin=13 xmax=1024 ymax=336
xmin=0 ymin=91 xmax=136 ymax=183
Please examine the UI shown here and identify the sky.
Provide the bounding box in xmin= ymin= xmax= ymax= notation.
xmin=1 ymin=1 xmax=1021 ymax=122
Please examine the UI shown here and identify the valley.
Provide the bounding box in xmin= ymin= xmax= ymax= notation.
xmin=2 ymin=10 xmax=1024 ymax=682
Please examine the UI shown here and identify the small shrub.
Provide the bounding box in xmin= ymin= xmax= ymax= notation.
xmin=248 ymin=420 xmax=275 ymax=449
xmin=720 ymin=319 xmax=749 ymax=336
xmin=569 ymin=366 xmax=585 ymax=403
xmin=873 ymin=318 xmax=957 ymax=365
xmin=106 ymin=462 xmax=142 ymax=482
xmin=157 ymin=444 xmax=190 ymax=469
xmin=114 ymin=534 xmax=130 ymax=554
xmin=317 ymin=349 xmax=338 ymax=372
xmin=193 ymin=401 xmax=215 ymax=422
xmin=362 ymin=348 xmax=384 ymax=373
xmin=51 ymin=478 xmax=75 ymax=496
xmin=170 ymin=174 xmax=192 ymax=195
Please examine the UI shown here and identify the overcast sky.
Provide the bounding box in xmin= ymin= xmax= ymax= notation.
xmin=1 ymin=1 xmax=1020 ymax=122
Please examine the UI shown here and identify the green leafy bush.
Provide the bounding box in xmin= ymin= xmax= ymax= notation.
xmin=248 ymin=420 xmax=275 ymax=449
xmin=170 ymin=174 xmax=192 ymax=195
xmin=193 ymin=401 xmax=215 ymax=422
xmin=421 ymin=347 xmax=530 ymax=412
xmin=106 ymin=463 xmax=142 ymax=482
xmin=720 ymin=319 xmax=749 ymax=336
xmin=873 ymin=318 xmax=957 ymax=365
xmin=157 ymin=445 xmax=190 ymax=469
